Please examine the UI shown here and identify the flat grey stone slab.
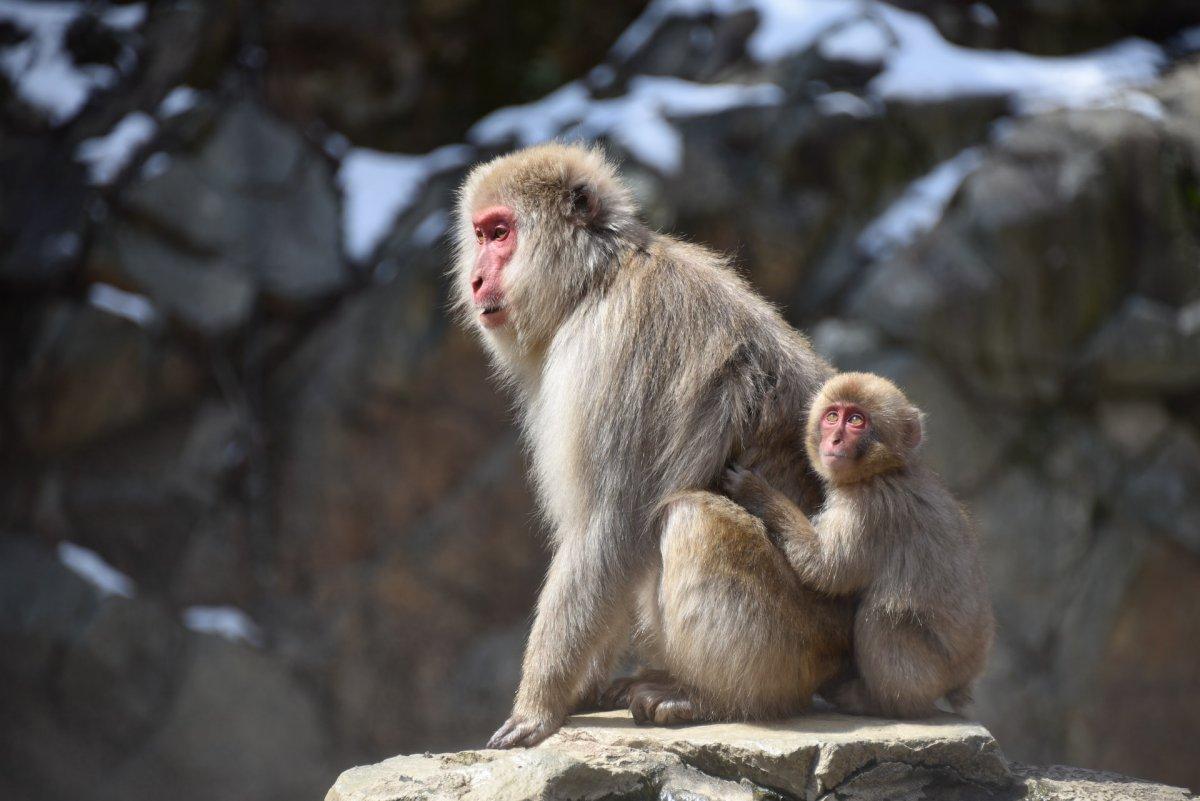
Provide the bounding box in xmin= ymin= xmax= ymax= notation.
xmin=326 ymin=710 xmax=1013 ymax=801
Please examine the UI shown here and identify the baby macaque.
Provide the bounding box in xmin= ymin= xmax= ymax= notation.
xmin=724 ymin=372 xmax=993 ymax=717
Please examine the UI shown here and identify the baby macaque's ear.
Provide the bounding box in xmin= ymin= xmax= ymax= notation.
xmin=903 ymin=409 xmax=925 ymax=451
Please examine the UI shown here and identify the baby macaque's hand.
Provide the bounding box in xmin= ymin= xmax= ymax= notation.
xmin=722 ymin=464 xmax=773 ymax=519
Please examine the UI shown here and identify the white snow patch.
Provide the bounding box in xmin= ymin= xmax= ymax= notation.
xmin=745 ymin=0 xmax=860 ymax=62
xmin=611 ymin=0 xmax=860 ymax=64
xmin=815 ymin=91 xmax=874 ymax=118
xmin=0 ymin=1 xmax=146 ymax=125
xmin=76 ymin=111 xmax=157 ymax=185
xmin=869 ymin=6 xmax=1165 ymax=112
xmin=470 ymin=82 xmax=592 ymax=148
xmin=818 ymin=17 xmax=891 ymax=65
xmin=474 ymin=0 xmax=1165 ymax=176
xmin=57 ymin=541 xmax=135 ymax=599
xmin=413 ymin=209 xmax=450 ymax=248
xmin=157 ymin=85 xmax=198 ymax=118
xmin=183 ymin=606 xmax=264 ymax=647
xmin=87 ymin=282 xmax=158 ymax=326
xmin=100 ymin=3 xmax=146 ymax=29
xmin=472 ymin=76 xmax=782 ymax=174
xmin=857 ymin=146 xmax=983 ymax=260
xmin=609 ymin=0 xmax=736 ymax=61
xmin=338 ymin=144 xmax=471 ymax=261
xmin=572 ymin=76 xmax=783 ymax=173
xmin=605 ymin=0 xmax=1166 ymax=115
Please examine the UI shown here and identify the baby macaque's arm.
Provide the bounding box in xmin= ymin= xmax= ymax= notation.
xmin=723 ymin=465 xmax=868 ymax=595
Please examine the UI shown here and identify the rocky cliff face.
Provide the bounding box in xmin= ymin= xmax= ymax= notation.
xmin=326 ymin=712 xmax=1195 ymax=801
xmin=1 ymin=2 xmax=1198 ymax=800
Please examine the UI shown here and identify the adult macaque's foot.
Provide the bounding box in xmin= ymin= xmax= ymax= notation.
xmin=826 ymin=678 xmax=873 ymax=716
xmin=599 ymin=670 xmax=672 ymax=710
xmin=629 ymin=682 xmax=697 ymax=726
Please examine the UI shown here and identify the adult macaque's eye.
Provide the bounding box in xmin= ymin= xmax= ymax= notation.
xmin=824 ymin=410 xmax=838 ymax=424
xmin=493 ymin=225 xmax=509 ymax=241
xmin=475 ymin=228 xmax=485 ymax=243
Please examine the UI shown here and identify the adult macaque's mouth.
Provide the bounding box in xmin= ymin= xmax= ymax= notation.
xmin=479 ymin=305 xmax=510 ymax=328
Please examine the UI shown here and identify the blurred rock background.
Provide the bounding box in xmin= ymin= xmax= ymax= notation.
xmin=1 ymin=2 xmax=1197 ymax=800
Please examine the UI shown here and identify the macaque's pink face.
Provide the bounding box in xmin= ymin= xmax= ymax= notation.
xmin=469 ymin=205 xmax=517 ymax=329
xmin=818 ymin=402 xmax=869 ymax=475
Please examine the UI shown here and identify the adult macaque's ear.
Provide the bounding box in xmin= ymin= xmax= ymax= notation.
xmin=564 ymin=183 xmax=598 ymax=226
xmin=904 ymin=409 xmax=925 ymax=451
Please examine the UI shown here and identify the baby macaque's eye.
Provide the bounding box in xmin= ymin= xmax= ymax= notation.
xmin=824 ymin=410 xmax=839 ymax=424
xmin=847 ymin=413 xmax=866 ymax=427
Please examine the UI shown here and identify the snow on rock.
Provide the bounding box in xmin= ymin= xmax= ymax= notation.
xmin=815 ymin=90 xmax=875 ymax=118
xmin=609 ymin=0 xmax=730 ymax=62
xmin=606 ymin=0 xmax=1165 ymax=114
xmin=75 ymin=111 xmax=157 ymax=185
xmin=87 ymin=282 xmax=159 ymax=326
xmin=471 ymin=76 xmax=782 ymax=174
xmin=182 ymin=605 xmax=264 ymax=647
xmin=157 ymin=85 xmax=199 ymax=118
xmin=338 ymin=144 xmax=471 ymax=261
xmin=57 ymin=541 xmax=136 ymax=599
xmin=857 ymin=146 xmax=983 ymax=260
xmin=611 ymin=0 xmax=857 ymax=65
xmin=818 ymin=17 xmax=892 ymax=65
xmin=342 ymin=0 xmax=1167 ymax=259
xmin=469 ymin=82 xmax=592 ymax=150
xmin=0 ymin=1 xmax=146 ymax=125
xmin=748 ymin=0 xmax=861 ymax=62
xmin=574 ymin=76 xmax=783 ymax=173
xmin=867 ymin=5 xmax=1165 ymax=112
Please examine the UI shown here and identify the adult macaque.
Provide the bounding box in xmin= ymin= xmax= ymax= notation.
xmin=724 ymin=372 xmax=993 ymax=718
xmin=454 ymin=143 xmax=852 ymax=748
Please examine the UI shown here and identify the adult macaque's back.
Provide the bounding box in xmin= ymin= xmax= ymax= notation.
xmin=454 ymin=144 xmax=851 ymax=747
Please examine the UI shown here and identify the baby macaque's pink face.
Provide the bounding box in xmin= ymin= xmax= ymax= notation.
xmin=818 ymin=402 xmax=869 ymax=474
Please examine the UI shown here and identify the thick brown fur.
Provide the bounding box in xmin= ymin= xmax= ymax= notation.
xmin=454 ymin=143 xmax=852 ymax=747
xmin=725 ymin=372 xmax=994 ymax=718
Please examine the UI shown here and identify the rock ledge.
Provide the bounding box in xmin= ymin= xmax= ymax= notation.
xmin=327 ymin=711 xmax=1196 ymax=800
xmin=328 ymin=710 xmax=1021 ymax=800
